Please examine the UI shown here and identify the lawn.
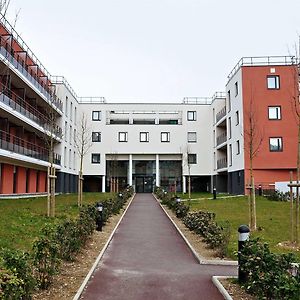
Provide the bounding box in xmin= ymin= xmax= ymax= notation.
xmin=189 ymin=195 xmax=297 ymax=259
xmin=0 ymin=193 xmax=115 ymax=251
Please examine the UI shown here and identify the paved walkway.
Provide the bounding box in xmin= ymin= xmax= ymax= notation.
xmin=80 ymin=194 xmax=237 ymax=300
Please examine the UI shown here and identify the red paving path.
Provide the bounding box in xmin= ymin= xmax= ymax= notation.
xmin=80 ymin=194 xmax=237 ymax=300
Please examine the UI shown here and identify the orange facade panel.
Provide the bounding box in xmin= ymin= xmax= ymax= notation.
xmin=1 ymin=163 xmax=14 ymax=194
xmin=38 ymin=171 xmax=47 ymax=193
xmin=242 ymin=65 xmax=298 ymax=173
xmin=28 ymin=169 xmax=37 ymax=193
xmin=16 ymin=166 xmax=26 ymax=193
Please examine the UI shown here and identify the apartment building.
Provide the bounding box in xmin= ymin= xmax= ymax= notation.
xmin=0 ymin=12 xmax=298 ymax=196
xmin=213 ymin=57 xmax=298 ymax=194
xmin=0 ymin=15 xmax=77 ymax=196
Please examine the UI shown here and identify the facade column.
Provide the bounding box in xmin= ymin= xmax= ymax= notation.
xmin=128 ymin=154 xmax=133 ymax=186
xmin=156 ymin=154 xmax=160 ymax=187
xmin=102 ymin=175 xmax=106 ymax=193
xmin=183 ymin=175 xmax=186 ymax=193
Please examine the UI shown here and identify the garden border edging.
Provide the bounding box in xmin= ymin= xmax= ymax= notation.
xmin=212 ymin=276 xmax=237 ymax=300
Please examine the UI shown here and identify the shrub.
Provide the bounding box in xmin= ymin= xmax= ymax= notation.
xmin=0 ymin=266 xmax=24 ymax=300
xmin=264 ymin=189 xmax=290 ymax=201
xmin=0 ymin=248 xmax=36 ymax=299
xmin=240 ymin=238 xmax=300 ymax=299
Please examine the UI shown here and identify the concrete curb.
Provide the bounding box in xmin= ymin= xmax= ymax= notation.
xmin=72 ymin=194 xmax=136 ymax=300
xmin=153 ymin=194 xmax=238 ymax=266
xmin=212 ymin=276 xmax=238 ymax=300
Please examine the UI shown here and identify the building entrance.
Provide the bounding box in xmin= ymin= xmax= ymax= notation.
xmin=135 ymin=176 xmax=154 ymax=193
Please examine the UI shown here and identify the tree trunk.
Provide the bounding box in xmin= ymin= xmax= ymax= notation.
xmin=47 ymin=166 xmax=50 ymax=217
xmin=296 ymin=123 xmax=300 ymax=244
xmin=290 ymin=171 xmax=294 ymax=242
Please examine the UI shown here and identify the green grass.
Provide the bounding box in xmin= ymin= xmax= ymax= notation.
xmin=0 ymin=193 xmax=115 ymax=251
xmin=172 ymin=192 xmax=229 ymax=200
xmin=189 ymin=195 xmax=299 ymax=260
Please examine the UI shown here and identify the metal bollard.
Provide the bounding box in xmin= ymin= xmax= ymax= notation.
xmin=238 ymin=224 xmax=250 ymax=283
xmin=96 ymin=202 xmax=103 ymax=232
xmin=258 ymin=185 xmax=262 ymax=196
xmin=213 ymin=187 xmax=217 ymax=199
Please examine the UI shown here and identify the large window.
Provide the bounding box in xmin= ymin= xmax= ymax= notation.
xmin=92 ymin=132 xmax=101 ymax=142
xmin=268 ymin=106 xmax=281 ymax=120
xmin=187 ymin=132 xmax=197 ymax=143
xmin=92 ymin=111 xmax=101 ymax=121
xmin=91 ymin=153 xmax=101 ymax=164
xmin=140 ymin=132 xmax=149 ymax=142
xmin=188 ymin=154 xmax=197 ymax=164
xmin=229 ymin=144 xmax=232 ymax=166
xmin=161 ymin=132 xmax=170 ymax=142
xmin=187 ymin=111 xmax=196 ymax=121
xmin=118 ymin=132 xmax=128 ymax=142
xmin=267 ymin=75 xmax=280 ymax=89
xmin=269 ymin=137 xmax=283 ymax=152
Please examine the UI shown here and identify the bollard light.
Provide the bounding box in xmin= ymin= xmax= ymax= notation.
xmin=213 ymin=187 xmax=217 ymax=200
xmin=176 ymin=196 xmax=181 ymax=203
xmin=258 ymin=185 xmax=262 ymax=196
xmin=238 ymin=224 xmax=250 ymax=283
xmin=96 ymin=202 xmax=103 ymax=231
xmin=118 ymin=193 xmax=123 ymax=198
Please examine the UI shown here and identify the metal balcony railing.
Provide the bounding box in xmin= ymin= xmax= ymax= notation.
xmin=0 ymin=84 xmax=62 ymax=138
xmin=216 ymin=132 xmax=227 ymax=146
xmin=0 ymin=130 xmax=61 ymax=165
xmin=217 ymin=158 xmax=227 ymax=169
xmin=0 ymin=36 xmax=63 ymax=111
xmin=216 ymin=106 xmax=226 ymax=123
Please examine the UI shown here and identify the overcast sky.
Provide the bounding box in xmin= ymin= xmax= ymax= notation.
xmin=5 ymin=0 xmax=300 ymax=102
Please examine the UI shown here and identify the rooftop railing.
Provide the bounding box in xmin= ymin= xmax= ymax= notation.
xmin=78 ymin=97 xmax=106 ymax=103
xmin=227 ymin=56 xmax=296 ymax=82
xmin=182 ymin=97 xmax=212 ymax=105
xmin=51 ymin=75 xmax=78 ymax=100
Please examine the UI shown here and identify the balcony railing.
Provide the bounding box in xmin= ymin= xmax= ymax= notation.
xmin=216 ymin=132 xmax=227 ymax=146
xmin=0 ymin=37 xmax=63 ymax=111
xmin=0 ymin=85 xmax=62 ymax=138
xmin=0 ymin=130 xmax=61 ymax=165
xmin=217 ymin=158 xmax=227 ymax=169
xmin=216 ymin=106 xmax=226 ymax=123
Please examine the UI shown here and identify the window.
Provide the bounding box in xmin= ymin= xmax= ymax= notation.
xmin=91 ymin=153 xmax=101 ymax=164
xmin=74 ymin=107 xmax=77 ymax=123
xmin=236 ymin=111 xmax=239 ymax=125
xmin=69 ymin=149 xmax=71 ymax=168
xmin=65 ymin=96 xmax=68 ymax=116
xmin=187 ymin=132 xmax=197 ymax=143
xmin=118 ymin=132 xmax=128 ymax=142
xmin=188 ymin=154 xmax=197 ymax=164
xmin=73 ymin=151 xmax=76 ymax=169
xmin=267 ymin=75 xmax=280 ymax=89
xmin=235 ymin=82 xmax=238 ymax=96
xmin=69 ymin=125 xmax=72 ymax=144
xmin=228 ymin=90 xmax=231 ymax=111
xmin=228 ymin=117 xmax=232 ymax=139
xmin=92 ymin=132 xmax=101 ymax=142
xmin=269 ymin=137 xmax=283 ymax=152
xmin=74 ymin=129 xmax=76 ymax=142
xmin=140 ymin=132 xmax=149 ymax=142
xmin=161 ymin=132 xmax=170 ymax=142
xmin=70 ymin=102 xmax=73 ymax=121
xmin=64 ymin=147 xmax=67 ymax=167
xmin=64 ymin=121 xmax=67 ymax=142
xmin=187 ymin=111 xmax=196 ymax=121
xmin=237 ymin=140 xmax=240 ymax=154
xmin=268 ymin=106 xmax=281 ymax=120
xmin=92 ymin=111 xmax=101 ymax=121
xmin=229 ymin=144 xmax=232 ymax=166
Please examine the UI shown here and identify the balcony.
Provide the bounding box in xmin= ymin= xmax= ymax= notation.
xmin=216 ymin=132 xmax=227 ymax=146
xmin=217 ymin=157 xmax=227 ymax=170
xmin=216 ymin=106 xmax=226 ymax=123
xmin=0 ymin=130 xmax=61 ymax=165
xmin=0 ymin=37 xmax=63 ymax=111
xmin=0 ymin=85 xmax=62 ymax=138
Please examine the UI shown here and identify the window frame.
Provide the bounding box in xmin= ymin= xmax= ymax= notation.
xmin=268 ymin=106 xmax=281 ymax=120
xmin=118 ymin=132 xmax=128 ymax=142
xmin=92 ymin=132 xmax=101 ymax=142
xmin=187 ymin=132 xmax=197 ymax=143
xmin=140 ymin=132 xmax=149 ymax=142
xmin=235 ymin=82 xmax=238 ymax=96
xmin=227 ymin=90 xmax=231 ymax=112
xmin=267 ymin=75 xmax=280 ymax=90
xmin=236 ymin=140 xmax=240 ymax=155
xmin=92 ymin=111 xmax=101 ymax=121
xmin=187 ymin=111 xmax=197 ymax=121
xmin=269 ymin=137 xmax=283 ymax=152
xmin=91 ymin=153 xmax=101 ymax=164
xmin=236 ymin=111 xmax=239 ymax=125
xmin=161 ymin=132 xmax=170 ymax=143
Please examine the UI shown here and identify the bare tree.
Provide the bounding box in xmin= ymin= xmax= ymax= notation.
xmin=74 ymin=112 xmax=92 ymax=207
xmin=243 ymin=87 xmax=263 ymax=231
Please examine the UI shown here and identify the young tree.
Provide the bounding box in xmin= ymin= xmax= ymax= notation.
xmin=243 ymin=88 xmax=263 ymax=231
xmin=182 ymin=146 xmax=192 ymax=201
xmin=74 ymin=112 xmax=92 ymax=207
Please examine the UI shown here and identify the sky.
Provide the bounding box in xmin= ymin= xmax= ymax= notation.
xmin=5 ymin=0 xmax=300 ymax=102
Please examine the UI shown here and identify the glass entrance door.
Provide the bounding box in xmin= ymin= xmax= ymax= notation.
xmin=135 ymin=176 xmax=153 ymax=193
